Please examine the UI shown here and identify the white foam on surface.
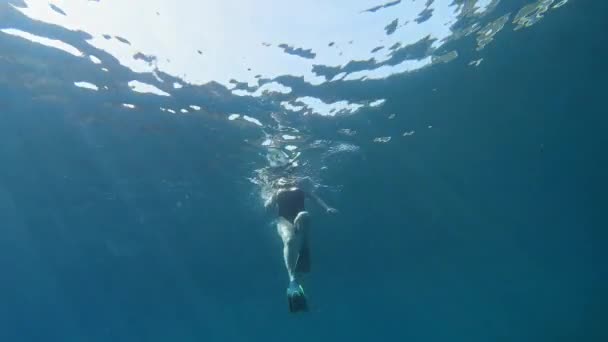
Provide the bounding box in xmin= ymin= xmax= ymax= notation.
xmin=369 ymin=99 xmax=386 ymax=107
xmin=0 ymin=28 xmax=83 ymax=57
xmin=295 ymin=96 xmax=364 ymax=116
xmin=373 ymin=136 xmax=391 ymax=143
xmin=10 ymin=0 xmax=564 ymax=122
xmin=13 ymin=0 xmax=492 ymax=90
xmin=232 ymin=81 xmax=292 ymax=97
xmin=281 ymin=101 xmax=305 ymax=112
xmin=89 ymin=55 xmax=102 ymax=64
xmin=74 ymin=81 xmax=99 ymax=91
xmin=243 ymin=115 xmax=263 ymax=126
xmin=128 ymin=80 xmax=171 ymax=96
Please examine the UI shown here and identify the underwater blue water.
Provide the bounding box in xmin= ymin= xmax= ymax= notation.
xmin=0 ymin=1 xmax=606 ymax=341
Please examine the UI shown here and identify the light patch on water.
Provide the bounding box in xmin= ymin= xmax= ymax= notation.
xmin=369 ymin=99 xmax=386 ymax=107
xmin=513 ymin=0 xmax=555 ymax=30
xmin=476 ymin=13 xmax=510 ymax=50
xmin=330 ymin=72 xmax=347 ymax=82
xmin=295 ymin=96 xmax=364 ymax=116
xmin=309 ymin=139 xmax=331 ymax=149
xmin=180 ymin=109 xmax=189 ymax=113
xmin=232 ymin=81 xmax=292 ymax=97
xmin=285 ymin=145 xmax=298 ymax=151
xmin=128 ymin=80 xmax=171 ymax=96
xmin=261 ymin=138 xmax=273 ymax=146
xmin=282 ymin=135 xmax=297 ymax=140
xmin=228 ymin=114 xmax=241 ymax=120
xmin=469 ymin=58 xmax=484 ymax=67
xmin=343 ymin=56 xmax=433 ymax=81
xmin=74 ymin=81 xmax=98 ymax=91
xmin=473 ymin=0 xmax=500 ymax=14
xmin=0 ymin=28 xmax=83 ymax=57
xmin=189 ymin=105 xmax=201 ymax=111
xmin=167 ymin=109 xmax=176 ymax=114
xmin=403 ymin=130 xmax=415 ymax=136
xmin=281 ymin=101 xmax=305 ymax=112
xmin=232 ymin=89 xmax=253 ymax=96
xmin=552 ymin=0 xmax=568 ymax=9
xmin=122 ymin=103 xmax=136 ymax=109
xmin=373 ymin=136 xmax=392 ymax=143
xmin=388 ymin=113 xmax=396 ymax=119
xmin=101 ymin=67 xmax=109 ymax=72
xmin=89 ymin=55 xmax=102 ymax=64
xmin=14 ymin=0 xmax=499 ymax=90
xmin=337 ymin=128 xmax=357 ymax=136
xmin=265 ymin=147 xmax=292 ymax=167
xmin=243 ymin=115 xmax=263 ymax=126
xmin=433 ymin=51 xmax=459 ymax=64
xmin=152 ymin=71 xmax=164 ymax=83
xmin=160 ymin=107 xmax=167 ymax=112
xmin=327 ymin=142 xmax=360 ymax=155
xmin=13 ymin=0 xmax=566 ymax=124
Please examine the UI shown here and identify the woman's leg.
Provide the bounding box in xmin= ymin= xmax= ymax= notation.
xmin=294 ymin=211 xmax=311 ymax=273
xmin=278 ymin=214 xmax=311 ymax=312
xmin=277 ymin=218 xmax=303 ymax=282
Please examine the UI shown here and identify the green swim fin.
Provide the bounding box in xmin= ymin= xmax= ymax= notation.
xmin=287 ymin=281 xmax=308 ymax=313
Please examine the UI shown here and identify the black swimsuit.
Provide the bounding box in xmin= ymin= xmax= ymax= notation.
xmin=277 ymin=188 xmax=305 ymax=223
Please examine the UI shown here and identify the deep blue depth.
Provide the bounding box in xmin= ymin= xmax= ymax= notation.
xmin=0 ymin=1 xmax=606 ymax=341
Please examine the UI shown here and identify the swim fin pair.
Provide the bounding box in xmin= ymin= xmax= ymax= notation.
xmin=287 ymin=281 xmax=308 ymax=313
